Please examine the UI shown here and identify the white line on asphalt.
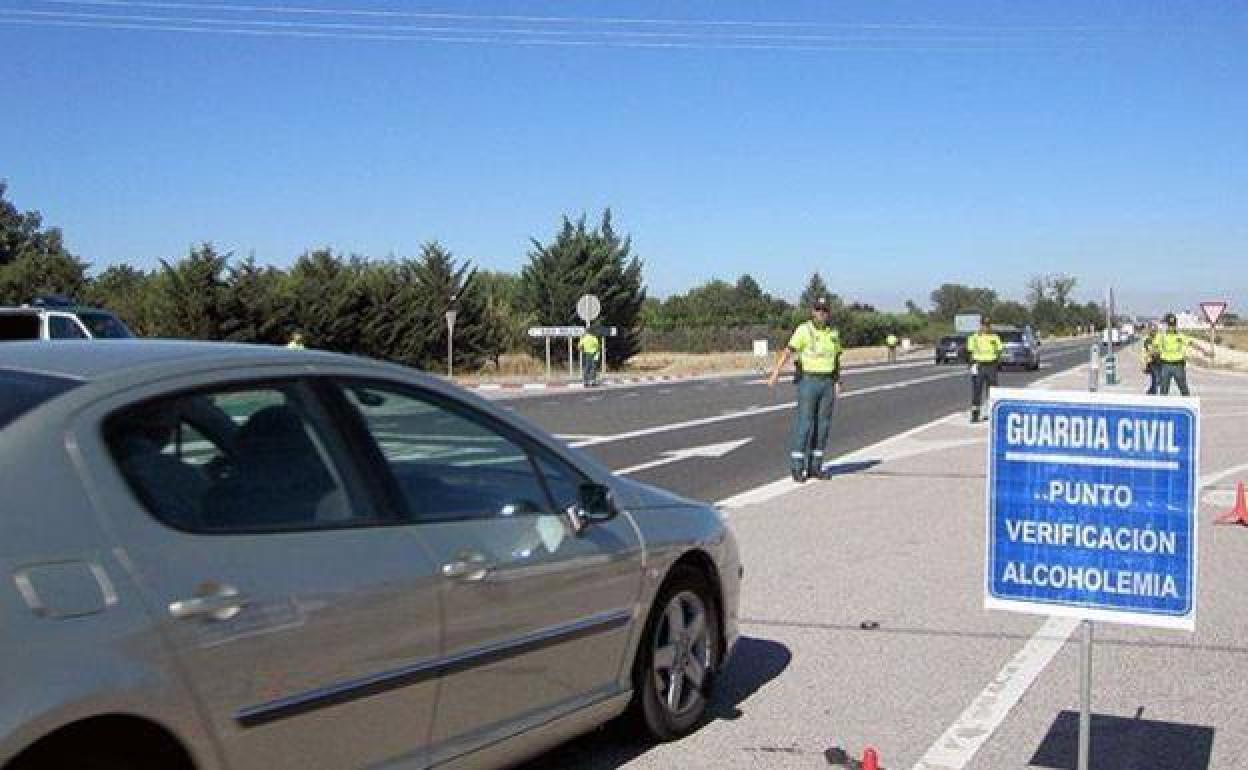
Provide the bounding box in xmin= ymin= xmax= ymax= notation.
xmin=910 ymin=615 xmax=1080 ymax=770
xmin=714 ymin=411 xmax=964 ymax=509
xmin=570 ymin=369 xmax=968 ymax=449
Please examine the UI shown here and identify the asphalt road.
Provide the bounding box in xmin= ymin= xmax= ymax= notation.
xmin=501 ymin=340 xmax=1096 ymax=503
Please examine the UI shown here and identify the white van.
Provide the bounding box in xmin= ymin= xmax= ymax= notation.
xmin=0 ymin=302 xmax=133 ymax=341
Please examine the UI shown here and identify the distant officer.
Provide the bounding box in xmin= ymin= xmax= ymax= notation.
xmin=1141 ymin=321 xmax=1161 ymax=395
xmin=1156 ymin=313 xmax=1191 ymax=396
xmin=286 ymin=331 xmax=306 ymax=350
xmin=967 ymin=317 xmax=1003 ymax=423
xmin=578 ymin=327 xmax=602 ymax=387
xmin=885 ymin=333 xmax=899 ymax=363
xmin=768 ymin=297 xmax=843 ymax=482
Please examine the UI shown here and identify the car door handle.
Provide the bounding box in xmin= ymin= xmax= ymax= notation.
xmin=169 ymin=583 xmax=246 ymax=621
xmin=441 ymin=553 xmax=494 ymax=583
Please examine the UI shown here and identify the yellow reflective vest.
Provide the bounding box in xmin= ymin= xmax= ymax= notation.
xmin=1156 ymin=331 xmax=1188 ymax=364
xmin=578 ymin=333 xmax=601 ymax=357
xmin=967 ymin=332 xmax=1003 ymax=364
xmin=788 ymin=321 xmax=842 ymax=374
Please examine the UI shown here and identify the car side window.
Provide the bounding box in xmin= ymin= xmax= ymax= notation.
xmin=49 ymin=315 xmax=87 ymax=339
xmin=338 ymin=382 xmax=559 ymax=522
xmin=105 ymin=383 xmax=378 ymax=533
xmin=534 ymin=453 xmax=587 ymax=515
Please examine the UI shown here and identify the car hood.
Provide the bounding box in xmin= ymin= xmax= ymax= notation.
xmin=610 ymin=476 xmax=703 ymax=511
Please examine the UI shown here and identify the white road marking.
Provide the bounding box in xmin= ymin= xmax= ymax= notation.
xmin=910 ymin=616 xmax=1080 ymax=770
xmin=715 ymin=411 xmax=964 ymax=509
xmin=613 ymin=438 xmax=753 ymax=476
xmin=572 ymin=369 xmax=967 ymax=450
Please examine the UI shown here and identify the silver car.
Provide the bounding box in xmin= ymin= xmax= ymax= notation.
xmin=0 ymin=341 xmax=741 ymax=770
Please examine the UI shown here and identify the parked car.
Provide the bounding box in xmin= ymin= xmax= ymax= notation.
xmin=0 ymin=341 xmax=741 ymax=770
xmin=934 ymin=334 xmax=969 ymax=364
xmin=0 ymin=297 xmax=133 ymax=341
xmin=998 ymin=327 xmax=1041 ymax=370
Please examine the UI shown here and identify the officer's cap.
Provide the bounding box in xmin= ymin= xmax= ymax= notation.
xmin=1165 ymin=313 xmax=1177 ymax=324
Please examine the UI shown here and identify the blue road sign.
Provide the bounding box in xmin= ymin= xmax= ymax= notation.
xmin=985 ymin=388 xmax=1200 ymax=630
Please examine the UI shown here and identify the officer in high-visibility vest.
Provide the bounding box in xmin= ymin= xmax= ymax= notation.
xmin=1156 ymin=313 xmax=1191 ymax=396
xmin=885 ymin=333 xmax=899 ymax=363
xmin=967 ymin=317 xmax=1003 ymax=423
xmin=578 ymin=328 xmax=602 ymax=387
xmin=768 ymin=297 xmax=843 ymax=482
xmin=1141 ymin=321 xmax=1161 ymax=395
xmin=286 ymin=331 xmax=306 ymax=350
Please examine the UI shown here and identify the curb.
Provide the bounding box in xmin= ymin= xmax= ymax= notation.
xmin=469 ymin=372 xmax=717 ymax=392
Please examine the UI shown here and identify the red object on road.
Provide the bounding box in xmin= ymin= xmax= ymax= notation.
xmin=861 ymin=747 xmax=880 ymax=770
xmin=1215 ymin=481 xmax=1248 ymax=526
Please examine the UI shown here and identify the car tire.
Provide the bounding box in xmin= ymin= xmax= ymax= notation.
xmin=628 ymin=566 xmax=721 ymax=742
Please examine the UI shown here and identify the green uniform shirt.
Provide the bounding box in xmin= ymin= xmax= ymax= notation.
xmin=886 ymin=334 xmax=898 ymax=348
xmin=1157 ymin=331 xmax=1188 ymax=364
xmin=578 ymin=333 xmax=601 ymax=356
xmin=967 ymin=332 xmax=1004 ymax=364
xmin=788 ymin=321 xmax=842 ymax=374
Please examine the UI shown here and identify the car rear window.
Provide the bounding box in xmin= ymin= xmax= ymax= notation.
xmin=940 ymin=336 xmax=964 ymax=345
xmin=1000 ymin=331 xmax=1024 ymax=343
xmin=0 ymin=314 xmax=41 ymax=340
xmin=77 ymin=311 xmax=134 ymax=339
xmin=0 ymin=369 xmax=82 ymax=429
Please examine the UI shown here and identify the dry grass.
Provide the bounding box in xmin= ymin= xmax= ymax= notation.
xmin=1220 ymin=328 xmax=1248 ymax=351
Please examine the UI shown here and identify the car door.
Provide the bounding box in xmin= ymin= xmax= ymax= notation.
xmin=80 ymin=377 xmax=443 ymax=770
xmin=330 ymin=379 xmax=644 ymax=764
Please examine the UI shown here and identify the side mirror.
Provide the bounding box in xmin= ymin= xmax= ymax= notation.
xmin=566 ymin=483 xmax=617 ymax=533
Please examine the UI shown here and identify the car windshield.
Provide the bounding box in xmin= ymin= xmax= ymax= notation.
xmin=77 ymin=311 xmax=134 ymax=339
xmin=0 ymin=314 xmax=41 ymax=340
xmin=1000 ymin=331 xmax=1024 ymax=343
xmin=0 ymin=369 xmax=82 ymax=429
xmin=941 ymin=336 xmax=964 ymax=345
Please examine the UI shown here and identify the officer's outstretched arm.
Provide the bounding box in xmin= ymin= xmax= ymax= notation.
xmin=768 ymin=348 xmax=792 ymax=387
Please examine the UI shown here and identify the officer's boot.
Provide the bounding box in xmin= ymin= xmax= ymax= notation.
xmin=790 ymin=463 xmax=807 ymax=484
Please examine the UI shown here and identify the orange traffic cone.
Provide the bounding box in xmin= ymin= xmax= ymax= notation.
xmin=1216 ymin=481 xmax=1248 ymax=526
xmin=861 ymin=747 xmax=880 ymax=770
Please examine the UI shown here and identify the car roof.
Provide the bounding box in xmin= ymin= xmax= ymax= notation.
xmin=0 ymin=340 xmax=369 ymax=382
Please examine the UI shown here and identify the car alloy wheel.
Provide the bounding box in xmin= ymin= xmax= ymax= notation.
xmin=630 ymin=566 xmax=720 ymax=741
xmin=652 ymin=590 xmax=712 ymax=718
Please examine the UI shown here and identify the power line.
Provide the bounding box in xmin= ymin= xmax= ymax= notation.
xmin=35 ymin=0 xmax=1128 ymax=33
xmin=4 ymin=8 xmax=1100 ymax=44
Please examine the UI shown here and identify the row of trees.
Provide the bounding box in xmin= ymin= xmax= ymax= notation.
xmin=2 ymin=181 xmax=1107 ymax=370
xmin=1 ymin=183 xmax=644 ymax=369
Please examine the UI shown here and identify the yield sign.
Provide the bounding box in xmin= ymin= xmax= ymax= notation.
xmin=1200 ymin=301 xmax=1228 ymax=326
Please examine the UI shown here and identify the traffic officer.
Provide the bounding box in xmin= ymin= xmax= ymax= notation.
xmin=885 ymin=333 xmax=899 ymax=363
xmin=1141 ymin=321 xmax=1161 ymax=395
xmin=1156 ymin=313 xmax=1191 ymax=396
xmin=578 ymin=327 xmax=602 ymax=387
xmin=286 ymin=331 xmax=306 ymax=350
xmin=967 ymin=317 xmax=1003 ymax=423
xmin=768 ymin=297 xmax=843 ymax=482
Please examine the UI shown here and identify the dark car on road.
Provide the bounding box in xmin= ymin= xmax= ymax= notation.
xmin=998 ymin=327 xmax=1041 ymax=370
xmin=934 ymin=334 xmax=969 ymax=364
xmin=0 ymin=341 xmax=741 ymax=770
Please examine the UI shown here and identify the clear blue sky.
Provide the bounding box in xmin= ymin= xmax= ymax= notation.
xmin=3 ymin=0 xmax=1245 ymax=315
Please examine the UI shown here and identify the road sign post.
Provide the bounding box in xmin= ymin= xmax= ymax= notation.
xmin=987 ymin=389 xmax=1199 ymax=770
xmin=445 ymin=308 xmax=457 ymax=379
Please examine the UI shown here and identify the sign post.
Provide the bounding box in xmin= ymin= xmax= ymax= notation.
xmin=987 ymin=389 xmax=1199 ymax=770
xmin=444 ymin=308 xmax=457 ymax=379
xmin=1200 ymin=301 xmax=1228 ymax=363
